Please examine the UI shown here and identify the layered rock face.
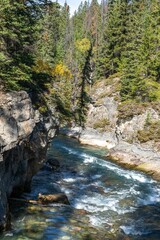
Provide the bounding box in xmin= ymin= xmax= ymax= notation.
xmin=0 ymin=91 xmax=57 ymax=230
xmin=85 ymin=80 xmax=160 ymax=180
xmin=63 ymin=78 xmax=160 ymax=180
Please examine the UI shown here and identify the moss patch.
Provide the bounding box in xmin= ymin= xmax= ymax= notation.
xmin=118 ymin=101 xmax=150 ymax=120
xmin=137 ymin=120 xmax=160 ymax=143
xmin=93 ymin=118 xmax=110 ymax=130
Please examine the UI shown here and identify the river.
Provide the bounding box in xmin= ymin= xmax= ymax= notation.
xmin=1 ymin=136 xmax=160 ymax=239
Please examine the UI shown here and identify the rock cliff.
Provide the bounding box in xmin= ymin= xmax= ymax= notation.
xmin=0 ymin=91 xmax=58 ymax=230
xmin=63 ymin=78 xmax=160 ymax=180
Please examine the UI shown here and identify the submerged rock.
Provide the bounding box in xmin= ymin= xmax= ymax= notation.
xmin=47 ymin=158 xmax=60 ymax=170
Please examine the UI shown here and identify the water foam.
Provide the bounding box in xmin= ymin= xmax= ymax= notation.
xmin=95 ymin=159 xmax=155 ymax=184
xmin=83 ymin=155 xmax=96 ymax=163
xmin=89 ymin=215 xmax=105 ymax=227
xmin=91 ymin=174 xmax=102 ymax=180
xmin=62 ymin=177 xmax=76 ymax=183
xmin=138 ymin=193 xmax=160 ymax=205
xmin=120 ymin=225 xmax=152 ymax=236
xmin=58 ymin=140 xmax=160 ymax=228
xmin=62 ymin=146 xmax=78 ymax=155
xmin=62 ymin=146 xmax=154 ymax=185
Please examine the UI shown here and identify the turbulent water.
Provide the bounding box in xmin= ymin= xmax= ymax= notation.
xmin=1 ymin=136 xmax=160 ymax=240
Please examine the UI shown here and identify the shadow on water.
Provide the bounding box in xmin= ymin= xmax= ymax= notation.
xmin=1 ymin=135 xmax=160 ymax=240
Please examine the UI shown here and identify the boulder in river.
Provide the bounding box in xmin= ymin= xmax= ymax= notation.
xmin=47 ymin=158 xmax=60 ymax=170
xmin=38 ymin=193 xmax=70 ymax=205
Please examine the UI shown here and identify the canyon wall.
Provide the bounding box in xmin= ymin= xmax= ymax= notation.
xmin=0 ymin=91 xmax=58 ymax=230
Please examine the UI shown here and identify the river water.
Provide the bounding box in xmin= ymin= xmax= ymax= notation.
xmin=1 ymin=136 xmax=160 ymax=239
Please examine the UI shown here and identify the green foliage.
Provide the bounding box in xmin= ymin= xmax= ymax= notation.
xmin=0 ymin=0 xmax=101 ymax=124
xmin=35 ymin=2 xmax=63 ymax=66
xmin=97 ymin=0 xmax=128 ymax=78
xmin=38 ymin=105 xmax=48 ymax=114
xmin=95 ymin=0 xmax=160 ymax=103
xmin=120 ymin=0 xmax=160 ymax=101
xmin=0 ymin=0 xmax=36 ymax=89
xmin=1 ymin=0 xmax=160 ymax=125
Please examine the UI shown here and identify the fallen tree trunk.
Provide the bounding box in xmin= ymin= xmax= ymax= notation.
xmin=38 ymin=193 xmax=70 ymax=205
xmin=9 ymin=193 xmax=70 ymax=205
xmin=9 ymin=198 xmax=37 ymax=204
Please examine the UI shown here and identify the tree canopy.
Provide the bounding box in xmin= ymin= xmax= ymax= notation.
xmin=0 ymin=0 xmax=160 ymax=124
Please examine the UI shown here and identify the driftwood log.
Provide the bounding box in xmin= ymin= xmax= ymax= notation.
xmin=9 ymin=198 xmax=37 ymax=204
xmin=38 ymin=193 xmax=70 ymax=205
xmin=9 ymin=193 xmax=70 ymax=205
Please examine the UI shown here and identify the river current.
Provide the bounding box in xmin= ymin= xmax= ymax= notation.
xmin=1 ymin=136 xmax=160 ymax=239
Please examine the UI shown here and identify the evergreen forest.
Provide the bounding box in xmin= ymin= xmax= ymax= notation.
xmin=0 ymin=0 xmax=160 ymax=124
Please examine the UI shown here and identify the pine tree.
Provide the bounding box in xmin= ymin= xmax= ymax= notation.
xmin=76 ymin=46 xmax=92 ymax=126
xmin=97 ymin=0 xmax=129 ymax=78
xmin=73 ymin=1 xmax=89 ymax=41
xmin=120 ymin=0 xmax=160 ymax=101
xmin=35 ymin=1 xmax=62 ymax=66
xmin=0 ymin=0 xmax=36 ymax=89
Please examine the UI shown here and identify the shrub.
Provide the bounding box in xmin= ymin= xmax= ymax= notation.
xmin=137 ymin=120 xmax=160 ymax=143
xmin=38 ymin=105 xmax=48 ymax=114
xmin=93 ymin=118 xmax=110 ymax=129
xmin=118 ymin=101 xmax=149 ymax=120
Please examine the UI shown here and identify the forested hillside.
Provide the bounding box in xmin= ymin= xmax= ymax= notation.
xmin=0 ymin=0 xmax=160 ymax=124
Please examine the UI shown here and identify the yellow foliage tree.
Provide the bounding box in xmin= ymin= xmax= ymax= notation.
xmin=33 ymin=60 xmax=72 ymax=81
xmin=51 ymin=63 xmax=72 ymax=80
xmin=75 ymin=38 xmax=91 ymax=53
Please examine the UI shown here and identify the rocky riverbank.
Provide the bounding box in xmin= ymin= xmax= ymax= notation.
xmin=107 ymin=141 xmax=160 ymax=181
xmin=61 ymin=127 xmax=160 ymax=180
xmin=61 ymin=78 xmax=160 ymax=181
xmin=0 ymin=91 xmax=58 ymax=230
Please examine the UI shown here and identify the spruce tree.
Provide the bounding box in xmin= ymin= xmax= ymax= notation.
xmin=0 ymin=0 xmax=36 ymax=89
xmin=97 ymin=0 xmax=129 ymax=78
xmin=35 ymin=1 xmax=62 ymax=66
xmin=120 ymin=0 xmax=160 ymax=101
xmin=76 ymin=46 xmax=92 ymax=126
